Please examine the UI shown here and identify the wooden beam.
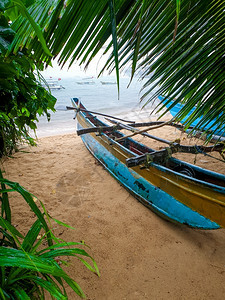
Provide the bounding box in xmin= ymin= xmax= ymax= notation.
xmin=106 ymin=118 xmax=176 ymax=145
xmin=126 ymin=149 xmax=171 ymax=167
xmin=77 ymin=120 xmax=185 ymax=136
xmin=106 ymin=119 xmax=224 ymax=156
xmin=66 ymin=106 xmax=135 ymax=123
xmin=126 ymin=143 xmax=224 ymax=167
xmin=77 ymin=125 xmax=117 ymax=136
xmin=115 ymin=120 xmax=173 ymax=141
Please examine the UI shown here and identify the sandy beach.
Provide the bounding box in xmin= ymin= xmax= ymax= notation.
xmin=1 ymin=123 xmax=225 ymax=299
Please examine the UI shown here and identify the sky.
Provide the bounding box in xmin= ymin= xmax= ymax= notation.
xmin=41 ymin=49 xmax=120 ymax=79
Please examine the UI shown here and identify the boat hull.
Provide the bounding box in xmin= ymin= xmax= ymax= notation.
xmin=158 ymin=95 xmax=225 ymax=137
xmin=76 ymin=112 xmax=221 ymax=229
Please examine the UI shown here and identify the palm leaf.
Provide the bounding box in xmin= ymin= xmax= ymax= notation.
xmin=108 ymin=0 xmax=120 ymax=94
xmin=0 ymin=228 xmax=18 ymax=248
xmin=0 ymin=288 xmax=6 ymax=300
xmin=22 ymin=276 xmax=67 ymax=299
xmin=21 ymin=219 xmax=42 ymax=252
xmin=0 ymin=177 xmax=53 ymax=246
xmin=0 ymin=217 xmax=24 ymax=239
xmin=37 ymin=242 xmax=88 ymax=254
xmin=0 ymin=170 xmax=11 ymax=223
xmin=40 ymin=247 xmax=100 ymax=276
xmin=50 ymin=216 xmax=76 ymax=230
xmin=0 ymin=247 xmax=86 ymax=297
xmin=8 ymin=0 xmax=225 ymax=138
xmin=11 ymin=286 xmax=30 ymax=299
xmin=0 ymin=247 xmax=63 ymax=275
xmin=8 ymin=0 xmax=51 ymax=56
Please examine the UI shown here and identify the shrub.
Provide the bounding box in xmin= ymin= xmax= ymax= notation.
xmin=0 ymin=9 xmax=56 ymax=156
xmin=0 ymin=169 xmax=99 ymax=299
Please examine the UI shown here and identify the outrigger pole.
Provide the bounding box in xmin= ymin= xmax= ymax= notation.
xmin=66 ymin=106 xmax=135 ymax=124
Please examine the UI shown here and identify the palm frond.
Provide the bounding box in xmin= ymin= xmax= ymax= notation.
xmin=0 ymin=247 xmax=86 ymax=298
xmin=0 ymin=177 xmax=54 ymax=246
xmin=110 ymin=0 xmax=225 ymax=137
xmin=9 ymin=0 xmax=225 ymax=138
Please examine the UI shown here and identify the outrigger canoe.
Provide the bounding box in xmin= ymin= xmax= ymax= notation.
xmin=72 ymin=98 xmax=225 ymax=229
xmin=158 ymin=95 xmax=225 ymax=137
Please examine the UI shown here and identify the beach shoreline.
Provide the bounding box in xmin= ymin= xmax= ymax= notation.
xmin=2 ymin=124 xmax=225 ymax=299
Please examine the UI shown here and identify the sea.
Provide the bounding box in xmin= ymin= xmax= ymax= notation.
xmin=35 ymin=68 xmax=163 ymax=138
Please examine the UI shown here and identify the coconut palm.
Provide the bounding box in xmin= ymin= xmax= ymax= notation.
xmin=8 ymin=0 xmax=225 ymax=138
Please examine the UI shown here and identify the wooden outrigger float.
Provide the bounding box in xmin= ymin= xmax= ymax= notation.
xmin=71 ymin=98 xmax=225 ymax=229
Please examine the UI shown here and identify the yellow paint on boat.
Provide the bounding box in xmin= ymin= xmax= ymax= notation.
xmin=77 ymin=111 xmax=225 ymax=227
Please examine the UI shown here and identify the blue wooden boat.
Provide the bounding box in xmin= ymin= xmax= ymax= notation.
xmin=72 ymin=98 xmax=225 ymax=229
xmin=158 ymin=95 xmax=225 ymax=137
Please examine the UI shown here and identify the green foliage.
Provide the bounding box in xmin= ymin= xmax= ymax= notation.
xmin=9 ymin=0 xmax=224 ymax=140
xmin=0 ymin=51 xmax=56 ymax=155
xmin=0 ymin=9 xmax=56 ymax=156
xmin=0 ymin=169 xmax=99 ymax=299
xmin=3 ymin=0 xmax=51 ymax=55
xmin=0 ymin=3 xmax=100 ymax=298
